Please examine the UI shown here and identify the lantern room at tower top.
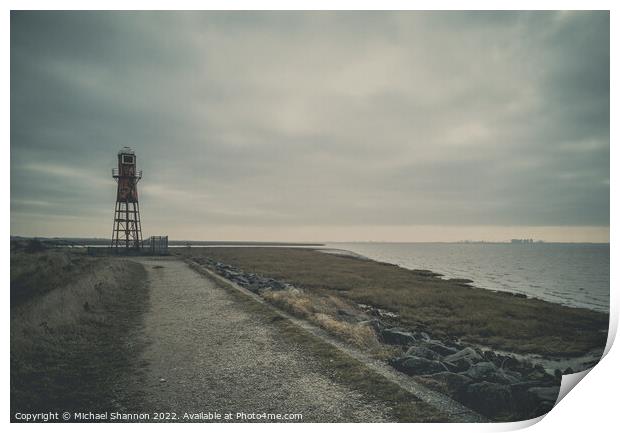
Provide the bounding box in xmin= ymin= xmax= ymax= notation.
xmin=112 ymin=147 xmax=142 ymax=201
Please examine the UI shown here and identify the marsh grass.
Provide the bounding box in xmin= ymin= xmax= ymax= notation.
xmin=179 ymin=247 xmax=608 ymax=357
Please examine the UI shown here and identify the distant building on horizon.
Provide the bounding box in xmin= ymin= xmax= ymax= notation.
xmin=510 ymin=238 xmax=535 ymax=244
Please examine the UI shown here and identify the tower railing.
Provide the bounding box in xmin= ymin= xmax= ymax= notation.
xmin=112 ymin=168 xmax=143 ymax=180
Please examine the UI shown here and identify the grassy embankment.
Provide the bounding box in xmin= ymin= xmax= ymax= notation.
xmin=178 ymin=247 xmax=608 ymax=357
xmin=10 ymin=245 xmax=149 ymax=418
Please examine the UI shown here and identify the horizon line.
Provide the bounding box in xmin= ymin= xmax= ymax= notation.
xmin=9 ymin=235 xmax=610 ymax=245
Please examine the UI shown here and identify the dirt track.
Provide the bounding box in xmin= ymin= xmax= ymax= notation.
xmin=132 ymin=257 xmax=392 ymax=422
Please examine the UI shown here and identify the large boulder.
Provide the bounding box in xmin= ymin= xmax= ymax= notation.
xmin=234 ymin=276 xmax=250 ymax=286
xmin=357 ymin=318 xmax=384 ymax=333
xmin=405 ymin=345 xmax=442 ymax=361
xmin=268 ymin=280 xmax=286 ymax=290
xmin=526 ymin=386 xmax=560 ymax=418
xmin=420 ymin=340 xmax=458 ymax=357
xmin=443 ymin=347 xmax=483 ymax=371
xmin=523 ymin=365 xmax=557 ymax=385
xmin=528 ymin=386 xmax=560 ymax=404
xmin=499 ymin=355 xmax=521 ymax=371
xmin=419 ymin=371 xmax=474 ymax=396
xmin=510 ymin=380 xmax=542 ymax=396
xmin=460 ymin=381 xmax=513 ymax=417
xmin=442 ymin=361 xmax=462 ymax=373
xmin=509 ymin=381 xmax=542 ymax=416
xmin=391 ymin=356 xmax=448 ymax=375
xmin=482 ymin=350 xmax=500 ymax=365
xmin=464 ymin=361 xmax=498 ymax=380
xmin=465 ymin=362 xmax=521 ymax=384
xmin=416 ymin=331 xmax=432 ymax=341
xmin=381 ymin=328 xmax=417 ymax=346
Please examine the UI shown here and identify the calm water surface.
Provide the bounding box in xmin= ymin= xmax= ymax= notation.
xmin=327 ymin=242 xmax=609 ymax=313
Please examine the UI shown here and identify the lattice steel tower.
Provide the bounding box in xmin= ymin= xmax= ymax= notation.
xmin=111 ymin=147 xmax=143 ymax=250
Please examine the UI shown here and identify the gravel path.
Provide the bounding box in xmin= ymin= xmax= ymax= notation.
xmin=133 ymin=257 xmax=391 ymax=422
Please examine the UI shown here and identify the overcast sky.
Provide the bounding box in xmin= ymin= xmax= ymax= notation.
xmin=10 ymin=11 xmax=609 ymax=242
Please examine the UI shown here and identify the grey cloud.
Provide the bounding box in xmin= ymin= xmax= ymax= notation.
xmin=10 ymin=11 xmax=609 ymax=238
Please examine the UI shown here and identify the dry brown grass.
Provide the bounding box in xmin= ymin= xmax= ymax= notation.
xmin=261 ymin=288 xmax=395 ymax=357
xmin=313 ymin=313 xmax=378 ymax=348
xmin=263 ymin=289 xmax=314 ymax=318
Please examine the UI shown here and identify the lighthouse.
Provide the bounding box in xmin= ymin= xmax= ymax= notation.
xmin=111 ymin=147 xmax=143 ymax=250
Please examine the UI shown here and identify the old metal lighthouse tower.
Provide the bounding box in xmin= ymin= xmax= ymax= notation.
xmin=111 ymin=147 xmax=143 ymax=250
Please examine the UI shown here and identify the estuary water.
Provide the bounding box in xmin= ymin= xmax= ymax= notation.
xmin=327 ymin=242 xmax=609 ymax=313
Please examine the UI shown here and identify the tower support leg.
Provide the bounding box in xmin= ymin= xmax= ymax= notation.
xmin=111 ymin=200 xmax=142 ymax=252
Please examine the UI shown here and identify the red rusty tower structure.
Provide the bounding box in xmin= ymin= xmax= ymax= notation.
xmin=111 ymin=147 xmax=143 ymax=250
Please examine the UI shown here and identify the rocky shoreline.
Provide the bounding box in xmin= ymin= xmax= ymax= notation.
xmin=383 ymin=326 xmax=561 ymax=419
xmin=188 ymin=254 xmax=594 ymax=421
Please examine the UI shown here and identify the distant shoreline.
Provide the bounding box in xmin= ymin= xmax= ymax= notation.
xmin=9 ymin=236 xmax=609 ymax=246
xmin=10 ymin=236 xmax=324 ymax=247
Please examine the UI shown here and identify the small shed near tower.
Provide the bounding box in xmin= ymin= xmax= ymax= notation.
xmin=148 ymin=236 xmax=169 ymax=255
